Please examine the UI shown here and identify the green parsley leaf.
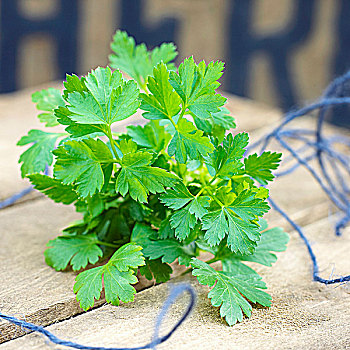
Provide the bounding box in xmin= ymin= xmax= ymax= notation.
xmin=202 ymin=209 xmax=227 ymax=246
xmin=127 ymin=120 xmax=171 ymax=153
xmin=108 ymin=242 xmax=145 ymax=271
xmin=53 ymin=138 xmax=114 ymax=198
xmin=224 ymin=209 xmax=261 ymax=254
xmin=228 ymin=189 xmax=270 ymax=222
xmin=150 ymin=43 xmax=178 ymax=70
xmin=221 ymin=225 xmax=289 ymax=274
xmin=74 ymin=243 xmax=144 ymax=310
xmin=140 ymin=62 xmax=181 ymax=120
xmin=103 ymin=266 xmax=139 ymax=306
xmin=18 ymin=130 xmax=61 ymax=177
xmin=118 ymin=138 xmax=138 ymax=155
xmin=19 ymin=31 xmax=287 ymax=323
xmin=130 ymin=222 xmax=155 ymax=246
xmin=202 ymin=194 xmax=267 ymax=255
xmin=143 ymin=239 xmax=194 ymax=267
xmin=169 ymin=57 xmax=226 ymax=119
xmin=63 ymin=73 xmax=88 ymax=100
xmin=159 ymin=182 xmax=193 ymax=210
xmin=235 ymin=226 xmax=289 ymax=266
xmin=158 ymin=218 xmax=175 ymax=239
xmin=204 ymin=133 xmax=248 ymax=178
xmin=140 ymin=258 xmax=172 ymax=283
xmin=73 ymin=267 xmax=104 ymax=310
xmin=109 ymin=30 xmax=177 ymax=87
xmin=212 ymin=107 xmax=236 ymax=130
xmin=168 ymin=119 xmax=214 ymax=163
xmin=169 ymin=207 xmax=197 ymax=240
xmin=160 ymin=183 xmax=210 ymax=239
xmin=44 ymin=234 xmax=103 ymax=271
xmin=66 ymin=67 xmax=140 ymax=126
xmin=130 ymin=223 xmax=172 ymax=283
xmin=193 ymin=107 xmax=236 ymax=140
xmin=244 ymin=151 xmax=282 ymax=185
xmin=28 ymin=174 xmax=78 ymax=204
xmin=191 ymin=258 xmax=271 ymax=326
xmin=116 ymin=146 xmax=179 ymax=203
xmin=55 ymin=106 xmax=103 ymax=138
xmin=86 ymin=194 xmax=105 ymax=218
xmin=32 ymin=88 xmax=65 ymax=127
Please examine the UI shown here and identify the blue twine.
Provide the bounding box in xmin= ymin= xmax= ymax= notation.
xmin=0 ymin=165 xmax=50 ymax=209
xmin=250 ymin=69 xmax=350 ymax=285
xmin=0 ymin=284 xmax=195 ymax=349
xmin=0 ymin=186 xmax=33 ymax=209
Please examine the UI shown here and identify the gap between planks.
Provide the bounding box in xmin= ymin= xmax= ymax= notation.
xmin=2 ymin=215 xmax=350 ymax=350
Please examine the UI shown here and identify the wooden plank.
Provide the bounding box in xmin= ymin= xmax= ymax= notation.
xmin=0 ymin=87 xmax=284 ymax=344
xmin=0 ymin=85 xmax=346 ymax=346
xmin=0 ymin=200 xmax=82 ymax=343
xmin=2 ymin=216 xmax=349 ymax=350
xmin=0 ymin=198 xmax=169 ymax=344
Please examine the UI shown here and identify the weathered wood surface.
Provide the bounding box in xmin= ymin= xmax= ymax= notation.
xmin=0 ymin=86 xmax=286 ymax=344
xmin=0 ymin=200 xmax=81 ymax=342
xmin=0 ymin=199 xmax=183 ymax=343
xmin=2 ymin=217 xmax=349 ymax=350
xmin=0 ymin=85 xmax=349 ymax=348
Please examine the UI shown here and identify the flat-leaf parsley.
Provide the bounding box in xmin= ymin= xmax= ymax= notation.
xmin=18 ymin=31 xmax=289 ymax=326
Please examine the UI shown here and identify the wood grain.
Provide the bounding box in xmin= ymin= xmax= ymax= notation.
xmin=0 ymin=86 xmax=348 ymax=347
xmin=2 ymin=217 xmax=349 ymax=350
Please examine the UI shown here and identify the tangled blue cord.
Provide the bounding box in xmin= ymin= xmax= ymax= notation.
xmin=248 ymin=70 xmax=350 ymax=285
xmin=0 ymin=284 xmax=195 ymax=349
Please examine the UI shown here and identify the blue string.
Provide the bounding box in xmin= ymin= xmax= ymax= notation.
xmin=0 ymin=186 xmax=32 ymax=209
xmin=268 ymin=197 xmax=350 ymax=284
xmin=0 ymin=165 xmax=49 ymax=209
xmin=0 ymin=284 xmax=195 ymax=349
xmin=250 ymin=70 xmax=350 ymax=285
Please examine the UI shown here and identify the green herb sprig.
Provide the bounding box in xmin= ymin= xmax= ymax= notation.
xmin=18 ymin=31 xmax=289 ymax=326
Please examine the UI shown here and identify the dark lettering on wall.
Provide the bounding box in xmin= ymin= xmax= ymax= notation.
xmin=226 ymin=0 xmax=316 ymax=111
xmin=331 ymin=0 xmax=350 ymax=127
xmin=0 ymin=0 xmax=78 ymax=93
xmin=119 ymin=0 xmax=178 ymax=48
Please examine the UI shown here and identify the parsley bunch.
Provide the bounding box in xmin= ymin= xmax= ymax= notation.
xmin=18 ymin=31 xmax=289 ymax=326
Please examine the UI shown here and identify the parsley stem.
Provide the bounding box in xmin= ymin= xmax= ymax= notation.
xmin=96 ymin=240 xmax=120 ymax=248
xmin=196 ymin=187 xmax=205 ymax=197
xmin=179 ymin=257 xmax=218 ymax=276
xmin=206 ymin=187 xmax=225 ymax=207
xmin=196 ymin=175 xmax=218 ymax=197
xmin=178 ymin=104 xmax=187 ymax=121
xmin=205 ymin=257 xmax=218 ymax=265
xmin=168 ymin=115 xmax=178 ymax=130
xmin=208 ymin=175 xmax=218 ymax=186
xmin=231 ymin=175 xmax=246 ymax=180
xmin=107 ymin=127 xmax=121 ymax=161
xmin=140 ymin=82 xmax=148 ymax=92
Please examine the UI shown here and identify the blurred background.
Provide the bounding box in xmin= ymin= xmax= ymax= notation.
xmin=1 ymin=0 xmax=350 ymax=125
